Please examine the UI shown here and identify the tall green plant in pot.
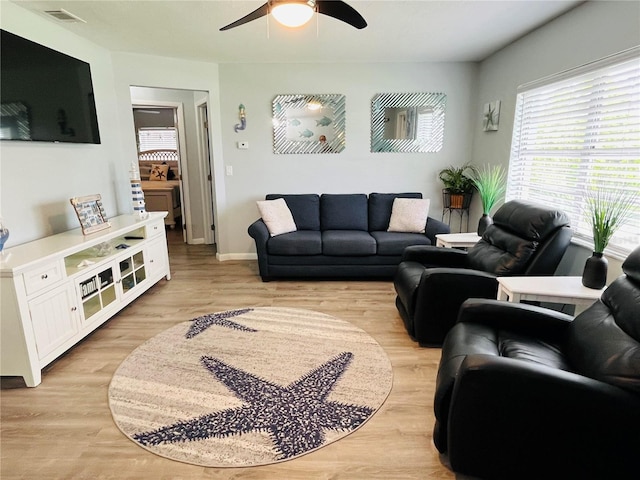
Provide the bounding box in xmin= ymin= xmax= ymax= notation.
xmin=582 ymin=189 xmax=638 ymax=289
xmin=472 ymin=164 xmax=506 ymax=235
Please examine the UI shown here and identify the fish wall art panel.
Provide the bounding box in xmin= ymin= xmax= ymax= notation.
xmin=272 ymin=94 xmax=345 ymax=154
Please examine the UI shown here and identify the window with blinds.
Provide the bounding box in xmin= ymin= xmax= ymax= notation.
xmin=507 ymin=47 xmax=640 ymax=259
xmin=137 ymin=127 xmax=177 ymax=152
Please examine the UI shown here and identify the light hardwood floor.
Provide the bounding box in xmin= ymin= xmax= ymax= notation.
xmin=1 ymin=229 xmax=459 ymax=480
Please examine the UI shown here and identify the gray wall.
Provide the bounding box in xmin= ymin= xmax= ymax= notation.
xmin=1 ymin=0 xmax=638 ymax=282
xmin=218 ymin=62 xmax=478 ymax=257
xmin=470 ymin=0 xmax=640 ymax=282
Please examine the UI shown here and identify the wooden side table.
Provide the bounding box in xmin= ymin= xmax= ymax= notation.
xmin=496 ymin=276 xmax=606 ymax=315
xmin=436 ymin=232 xmax=481 ymax=249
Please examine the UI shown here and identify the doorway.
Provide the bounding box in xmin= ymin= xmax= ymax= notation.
xmin=132 ymin=105 xmax=186 ymax=242
xmin=129 ymin=86 xmax=215 ymax=246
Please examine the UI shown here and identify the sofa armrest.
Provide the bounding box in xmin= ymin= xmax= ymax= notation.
xmin=447 ymin=354 xmax=640 ymax=479
xmin=248 ymin=218 xmax=269 ymax=244
xmin=400 ymin=245 xmax=469 ymax=267
xmin=425 ymin=216 xmax=450 ymax=244
xmin=456 ymin=299 xmax=574 ymax=339
xmin=247 ymin=219 xmax=271 ymax=280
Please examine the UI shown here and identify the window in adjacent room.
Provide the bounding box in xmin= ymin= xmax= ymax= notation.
xmin=507 ymin=47 xmax=640 ymax=259
xmin=137 ymin=127 xmax=178 ymax=153
xmin=133 ymin=107 xmax=180 ymax=163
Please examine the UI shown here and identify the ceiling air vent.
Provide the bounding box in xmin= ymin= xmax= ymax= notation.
xmin=44 ymin=9 xmax=86 ymax=23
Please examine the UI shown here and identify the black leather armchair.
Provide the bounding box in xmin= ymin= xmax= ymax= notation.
xmin=433 ymin=245 xmax=640 ymax=480
xmin=394 ymin=200 xmax=572 ymax=346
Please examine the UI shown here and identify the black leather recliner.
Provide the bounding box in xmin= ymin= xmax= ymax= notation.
xmin=394 ymin=200 xmax=572 ymax=346
xmin=433 ymin=245 xmax=640 ymax=480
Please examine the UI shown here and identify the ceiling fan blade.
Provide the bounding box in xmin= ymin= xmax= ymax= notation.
xmin=317 ymin=0 xmax=367 ymax=29
xmin=219 ymin=2 xmax=269 ymax=31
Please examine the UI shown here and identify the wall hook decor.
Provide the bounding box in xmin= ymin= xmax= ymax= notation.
xmin=234 ymin=104 xmax=246 ymax=132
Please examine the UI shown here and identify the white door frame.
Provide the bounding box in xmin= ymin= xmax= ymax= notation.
xmin=196 ymin=100 xmax=216 ymax=245
xmin=131 ymin=99 xmax=191 ymax=243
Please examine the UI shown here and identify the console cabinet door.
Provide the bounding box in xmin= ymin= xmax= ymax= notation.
xmin=77 ymin=264 xmax=119 ymax=325
xmin=118 ymin=249 xmax=147 ymax=297
xmin=146 ymin=236 xmax=169 ymax=280
xmin=28 ymin=283 xmax=80 ymax=360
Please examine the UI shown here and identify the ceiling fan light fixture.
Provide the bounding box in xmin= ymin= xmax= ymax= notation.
xmin=271 ymin=2 xmax=315 ymax=28
xmin=219 ymin=0 xmax=366 ymax=32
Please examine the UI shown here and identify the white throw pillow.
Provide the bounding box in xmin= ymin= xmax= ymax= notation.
xmin=256 ymin=198 xmax=297 ymax=237
xmin=387 ymin=198 xmax=431 ymax=233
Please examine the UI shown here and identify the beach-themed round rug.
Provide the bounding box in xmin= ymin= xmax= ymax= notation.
xmin=108 ymin=307 xmax=393 ymax=467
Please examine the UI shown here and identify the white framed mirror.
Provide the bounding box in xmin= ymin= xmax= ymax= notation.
xmin=272 ymin=94 xmax=345 ymax=154
xmin=371 ymin=93 xmax=446 ymax=153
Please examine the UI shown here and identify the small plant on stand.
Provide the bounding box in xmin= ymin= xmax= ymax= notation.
xmin=472 ymin=164 xmax=507 ymax=235
xmin=439 ymin=163 xmax=476 ymax=209
xmin=582 ymin=188 xmax=638 ymax=289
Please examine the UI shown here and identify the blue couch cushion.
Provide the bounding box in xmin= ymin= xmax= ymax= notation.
xmin=370 ymin=231 xmax=431 ymax=255
xmin=322 ymin=230 xmax=377 ymax=256
xmin=267 ymin=230 xmax=322 ymax=255
xmin=266 ymin=194 xmax=320 ymax=231
xmin=368 ymin=192 xmax=423 ymax=232
xmin=320 ymin=194 xmax=368 ymax=231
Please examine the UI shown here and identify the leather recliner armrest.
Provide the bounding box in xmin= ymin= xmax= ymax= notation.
xmin=400 ymin=245 xmax=469 ymax=267
xmin=447 ymin=354 xmax=640 ymax=479
xmin=412 ymin=268 xmax=499 ymax=345
xmin=456 ymin=299 xmax=574 ymax=340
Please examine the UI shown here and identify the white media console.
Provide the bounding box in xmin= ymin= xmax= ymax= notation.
xmin=1 ymin=212 xmax=170 ymax=387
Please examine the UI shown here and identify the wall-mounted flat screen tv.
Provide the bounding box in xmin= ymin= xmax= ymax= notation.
xmin=0 ymin=29 xmax=101 ymax=144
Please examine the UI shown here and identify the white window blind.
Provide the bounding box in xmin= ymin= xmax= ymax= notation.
xmin=137 ymin=127 xmax=177 ymax=152
xmin=507 ymin=47 xmax=640 ymax=259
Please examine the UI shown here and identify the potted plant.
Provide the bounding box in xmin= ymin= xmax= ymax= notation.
xmin=582 ymin=188 xmax=638 ymax=289
xmin=471 ymin=164 xmax=507 ymax=235
xmin=439 ymin=163 xmax=476 ymax=209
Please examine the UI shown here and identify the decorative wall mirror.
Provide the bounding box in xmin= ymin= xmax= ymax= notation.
xmin=272 ymin=94 xmax=345 ymax=154
xmin=371 ymin=93 xmax=446 ymax=153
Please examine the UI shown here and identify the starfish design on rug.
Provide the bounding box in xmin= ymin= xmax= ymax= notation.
xmin=185 ymin=308 xmax=256 ymax=338
xmin=133 ymin=352 xmax=374 ymax=459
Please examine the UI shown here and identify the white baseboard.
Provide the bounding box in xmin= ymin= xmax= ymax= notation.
xmin=216 ymin=252 xmax=257 ymax=261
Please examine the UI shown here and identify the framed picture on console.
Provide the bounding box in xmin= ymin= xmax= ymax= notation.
xmin=70 ymin=194 xmax=111 ymax=235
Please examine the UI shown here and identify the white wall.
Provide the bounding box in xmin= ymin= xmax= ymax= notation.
xmin=218 ymin=62 xmax=478 ymax=257
xmin=472 ymin=0 xmax=640 ymax=281
xmin=0 ymin=2 xmax=123 ymax=245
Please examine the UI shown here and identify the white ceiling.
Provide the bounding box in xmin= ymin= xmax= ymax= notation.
xmin=10 ymin=0 xmax=584 ymax=63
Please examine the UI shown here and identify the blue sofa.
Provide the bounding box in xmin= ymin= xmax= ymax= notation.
xmin=248 ymin=193 xmax=450 ymax=281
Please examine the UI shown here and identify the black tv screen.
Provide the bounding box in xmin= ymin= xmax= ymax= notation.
xmin=0 ymin=29 xmax=101 ymax=144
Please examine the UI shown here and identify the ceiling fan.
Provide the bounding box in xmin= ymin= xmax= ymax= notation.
xmin=219 ymin=0 xmax=367 ymax=31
